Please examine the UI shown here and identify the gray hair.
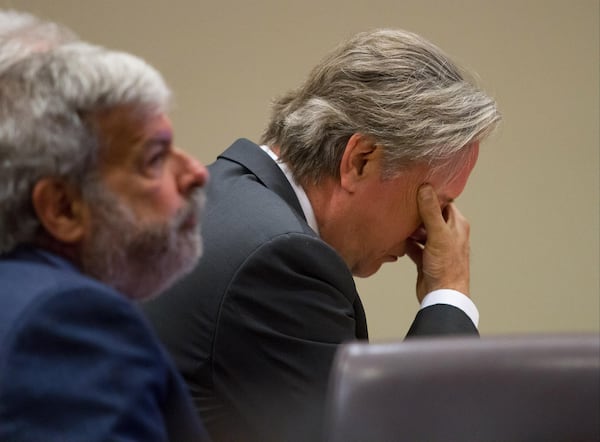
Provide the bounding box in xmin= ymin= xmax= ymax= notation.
xmin=0 ymin=9 xmax=77 ymax=71
xmin=261 ymin=29 xmax=501 ymax=185
xmin=0 ymin=42 xmax=171 ymax=254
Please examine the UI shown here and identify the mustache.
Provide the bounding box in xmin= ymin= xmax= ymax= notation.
xmin=173 ymin=188 xmax=206 ymax=230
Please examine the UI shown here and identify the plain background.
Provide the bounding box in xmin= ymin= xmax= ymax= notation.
xmin=3 ymin=0 xmax=598 ymax=339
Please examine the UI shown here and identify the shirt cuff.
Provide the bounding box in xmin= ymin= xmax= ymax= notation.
xmin=420 ymin=289 xmax=479 ymax=328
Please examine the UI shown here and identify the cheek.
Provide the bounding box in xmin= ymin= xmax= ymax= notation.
xmin=395 ymin=209 xmax=422 ymax=242
xmin=377 ymin=194 xmax=421 ymax=244
xmin=151 ymin=187 xmax=182 ymax=216
xmin=392 ymin=190 xmax=421 ymax=236
xmin=129 ymin=183 xmax=181 ymax=221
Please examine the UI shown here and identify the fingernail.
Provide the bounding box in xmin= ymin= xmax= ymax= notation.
xmin=418 ymin=184 xmax=433 ymax=200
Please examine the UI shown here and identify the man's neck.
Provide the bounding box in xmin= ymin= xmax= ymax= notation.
xmin=262 ymin=144 xmax=321 ymax=234
xmin=303 ymin=178 xmax=346 ymax=249
xmin=33 ymin=233 xmax=80 ymax=269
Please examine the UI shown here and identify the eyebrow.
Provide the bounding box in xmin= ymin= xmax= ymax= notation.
xmin=142 ymin=131 xmax=173 ymax=148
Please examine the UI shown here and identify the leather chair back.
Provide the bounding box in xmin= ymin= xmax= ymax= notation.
xmin=324 ymin=334 xmax=600 ymax=442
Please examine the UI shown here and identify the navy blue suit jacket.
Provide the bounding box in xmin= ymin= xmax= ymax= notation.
xmin=143 ymin=139 xmax=477 ymax=442
xmin=0 ymin=246 xmax=210 ymax=442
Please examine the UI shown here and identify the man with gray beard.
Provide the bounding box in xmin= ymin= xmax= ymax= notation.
xmin=0 ymin=31 xmax=210 ymax=442
xmin=81 ymin=172 xmax=205 ymax=301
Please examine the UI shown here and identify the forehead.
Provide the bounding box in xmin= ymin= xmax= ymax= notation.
xmin=427 ymin=145 xmax=479 ymax=200
xmin=390 ymin=144 xmax=479 ymax=203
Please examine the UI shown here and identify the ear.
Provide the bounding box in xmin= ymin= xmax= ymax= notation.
xmin=339 ymin=133 xmax=379 ymax=192
xmin=32 ymin=178 xmax=88 ymax=244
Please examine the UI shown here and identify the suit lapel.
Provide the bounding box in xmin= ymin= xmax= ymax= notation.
xmin=218 ymin=138 xmax=305 ymax=220
xmin=353 ymin=296 xmax=369 ymax=339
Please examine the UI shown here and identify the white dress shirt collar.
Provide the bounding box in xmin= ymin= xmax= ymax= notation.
xmin=260 ymin=145 xmax=319 ymax=235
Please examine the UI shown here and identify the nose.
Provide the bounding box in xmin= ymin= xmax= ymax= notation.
xmin=174 ymin=148 xmax=209 ymax=194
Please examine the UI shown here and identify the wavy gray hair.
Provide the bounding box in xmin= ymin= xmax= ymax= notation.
xmin=261 ymin=29 xmax=501 ymax=185
xmin=0 ymin=42 xmax=171 ymax=254
xmin=0 ymin=9 xmax=77 ymax=71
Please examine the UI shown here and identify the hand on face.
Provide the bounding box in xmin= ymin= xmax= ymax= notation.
xmin=405 ymin=184 xmax=470 ymax=303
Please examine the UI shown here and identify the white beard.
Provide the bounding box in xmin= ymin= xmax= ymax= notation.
xmin=80 ymin=184 xmax=204 ymax=301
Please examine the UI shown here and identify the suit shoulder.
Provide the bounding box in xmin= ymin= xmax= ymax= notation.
xmin=0 ymin=259 xmax=156 ymax=364
xmin=209 ymin=177 xmax=309 ymax=235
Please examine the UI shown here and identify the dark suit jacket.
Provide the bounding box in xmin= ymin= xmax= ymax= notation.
xmin=143 ymin=139 xmax=477 ymax=442
xmin=0 ymin=246 xmax=210 ymax=442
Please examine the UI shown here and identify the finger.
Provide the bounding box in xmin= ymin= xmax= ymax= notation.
xmin=443 ymin=203 xmax=469 ymax=234
xmin=443 ymin=202 xmax=457 ymax=226
xmin=417 ymin=184 xmax=445 ymax=232
xmin=405 ymin=239 xmax=424 ymax=269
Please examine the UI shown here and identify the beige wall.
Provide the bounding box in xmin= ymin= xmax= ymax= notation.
xmin=4 ymin=0 xmax=598 ymax=339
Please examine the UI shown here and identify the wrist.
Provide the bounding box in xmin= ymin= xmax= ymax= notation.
xmin=420 ymin=289 xmax=479 ymax=327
